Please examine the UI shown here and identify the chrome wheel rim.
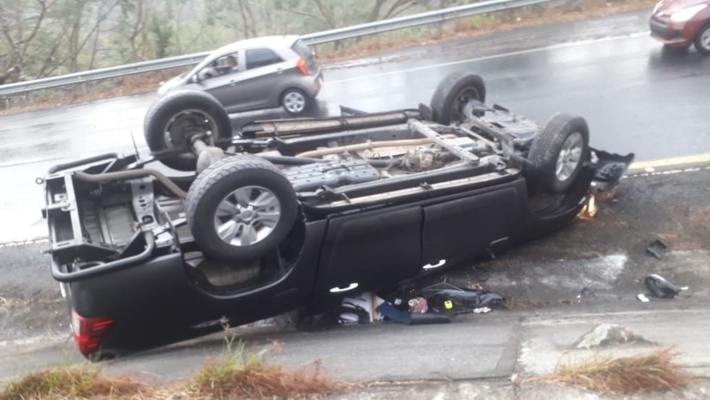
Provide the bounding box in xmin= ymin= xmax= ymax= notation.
xmin=283 ymin=91 xmax=306 ymax=113
xmin=213 ymin=186 xmax=281 ymax=247
xmin=450 ymin=87 xmax=480 ymax=123
xmin=555 ymin=132 xmax=584 ymax=182
xmin=701 ymin=28 xmax=710 ymax=50
xmin=164 ymin=109 xmax=217 ymax=150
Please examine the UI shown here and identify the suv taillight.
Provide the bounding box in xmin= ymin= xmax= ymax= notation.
xmin=296 ymin=58 xmax=310 ymax=76
xmin=71 ymin=310 xmax=114 ymax=356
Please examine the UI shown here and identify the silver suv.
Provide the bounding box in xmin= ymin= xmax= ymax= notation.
xmin=158 ymin=35 xmax=323 ymax=115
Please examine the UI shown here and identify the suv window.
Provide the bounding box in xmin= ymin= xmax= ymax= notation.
xmin=245 ymin=48 xmax=283 ymax=70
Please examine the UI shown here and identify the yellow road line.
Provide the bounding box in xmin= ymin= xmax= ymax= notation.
xmin=629 ymin=153 xmax=710 ymax=170
xmin=0 ymin=238 xmax=49 ymax=248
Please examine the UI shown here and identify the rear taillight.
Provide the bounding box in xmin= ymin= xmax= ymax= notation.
xmin=71 ymin=310 xmax=114 ymax=356
xmin=296 ymin=58 xmax=310 ymax=76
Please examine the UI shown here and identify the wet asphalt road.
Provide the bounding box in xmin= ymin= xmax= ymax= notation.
xmin=1 ymin=8 xmax=710 ymax=244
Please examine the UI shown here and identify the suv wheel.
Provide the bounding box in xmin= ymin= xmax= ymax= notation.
xmin=527 ymin=113 xmax=590 ymax=194
xmin=430 ymin=71 xmax=486 ymax=125
xmin=186 ymin=155 xmax=299 ymax=261
xmin=144 ymin=90 xmax=233 ymax=171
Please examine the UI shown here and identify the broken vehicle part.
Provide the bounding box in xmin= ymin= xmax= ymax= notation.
xmin=644 ymin=274 xmax=688 ymax=299
xmin=589 ymin=149 xmax=635 ymax=193
xmin=646 ymin=239 xmax=669 ymax=260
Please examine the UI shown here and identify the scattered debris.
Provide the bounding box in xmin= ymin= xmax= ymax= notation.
xmin=646 ymin=239 xmax=668 ymax=260
xmin=637 ymin=293 xmax=650 ymax=303
xmin=526 ymin=348 xmax=693 ymax=395
xmin=644 ymin=274 xmax=688 ymax=299
xmin=575 ymin=323 xmax=653 ymax=349
xmin=579 ymin=194 xmax=598 ymax=220
xmin=578 ymin=287 xmax=596 ymax=299
xmin=421 ymin=281 xmax=505 ymax=315
xmin=337 ymin=279 xmax=505 ymax=325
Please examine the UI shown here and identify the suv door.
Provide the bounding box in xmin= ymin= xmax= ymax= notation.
xmin=421 ymin=185 xmax=521 ymax=272
xmin=315 ymin=206 xmax=423 ymax=301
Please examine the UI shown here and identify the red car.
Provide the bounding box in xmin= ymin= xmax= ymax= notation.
xmin=650 ymin=0 xmax=710 ymax=54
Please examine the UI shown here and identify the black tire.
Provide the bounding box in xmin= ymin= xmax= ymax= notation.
xmin=527 ymin=113 xmax=589 ymax=194
xmin=694 ymin=23 xmax=710 ymax=55
xmin=144 ymin=90 xmax=233 ymax=171
xmin=281 ymin=88 xmax=311 ymax=115
xmin=186 ymin=155 xmax=298 ymax=261
xmin=430 ymin=71 xmax=486 ymax=125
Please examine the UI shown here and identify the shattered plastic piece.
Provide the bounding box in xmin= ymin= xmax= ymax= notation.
xmin=575 ymin=323 xmax=652 ymax=349
xmin=644 ymin=274 xmax=688 ymax=299
xmin=637 ymin=293 xmax=650 ymax=303
xmin=646 ymin=239 xmax=668 ymax=260
xmin=473 ymin=307 xmax=492 ymax=314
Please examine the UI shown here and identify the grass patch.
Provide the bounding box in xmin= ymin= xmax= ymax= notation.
xmin=0 ymin=365 xmax=150 ymax=400
xmin=191 ymin=320 xmax=355 ymax=399
xmin=526 ymin=348 xmax=694 ymax=395
xmin=1 ymin=319 xmax=356 ymax=399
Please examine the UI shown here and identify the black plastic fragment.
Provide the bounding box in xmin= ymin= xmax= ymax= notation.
xmin=646 ymin=239 xmax=668 ymax=260
xmin=644 ymin=274 xmax=685 ymax=299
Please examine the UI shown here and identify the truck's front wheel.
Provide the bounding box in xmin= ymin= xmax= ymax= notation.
xmin=527 ymin=113 xmax=590 ymax=194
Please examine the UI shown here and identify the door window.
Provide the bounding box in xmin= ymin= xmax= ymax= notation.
xmin=245 ymin=48 xmax=283 ymax=70
xmin=197 ymin=52 xmax=240 ymax=80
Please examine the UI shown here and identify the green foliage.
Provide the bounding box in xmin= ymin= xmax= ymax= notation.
xmin=0 ymin=0 xmax=485 ymax=79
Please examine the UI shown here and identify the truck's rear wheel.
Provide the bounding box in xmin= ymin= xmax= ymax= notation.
xmin=186 ymin=155 xmax=298 ymax=261
xmin=430 ymin=71 xmax=486 ymax=125
xmin=144 ymin=90 xmax=233 ymax=171
xmin=527 ymin=113 xmax=589 ymax=194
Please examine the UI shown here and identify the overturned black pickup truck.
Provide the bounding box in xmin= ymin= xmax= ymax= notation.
xmin=40 ymin=71 xmax=633 ymax=359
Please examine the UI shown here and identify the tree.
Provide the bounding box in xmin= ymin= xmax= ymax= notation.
xmin=0 ymin=0 xmax=53 ymax=72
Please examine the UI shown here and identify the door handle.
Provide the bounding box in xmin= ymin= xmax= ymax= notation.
xmin=423 ymin=259 xmax=446 ymax=270
xmin=229 ymin=80 xmax=236 ymax=86
xmin=276 ymin=68 xmax=283 ymax=74
xmin=330 ymin=283 xmax=359 ymax=293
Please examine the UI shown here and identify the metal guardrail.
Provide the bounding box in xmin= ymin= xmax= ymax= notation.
xmin=0 ymin=0 xmax=554 ymax=97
